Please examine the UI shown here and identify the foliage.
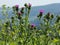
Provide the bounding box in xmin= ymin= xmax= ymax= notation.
xmin=0 ymin=3 xmax=60 ymax=45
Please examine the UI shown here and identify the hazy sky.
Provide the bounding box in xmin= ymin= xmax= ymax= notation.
xmin=0 ymin=0 xmax=60 ymax=7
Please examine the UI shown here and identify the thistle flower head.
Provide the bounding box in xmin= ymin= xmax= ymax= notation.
xmin=15 ymin=5 xmax=19 ymax=8
xmin=37 ymin=9 xmax=44 ymax=18
xmin=31 ymin=24 xmax=35 ymax=27
xmin=39 ymin=9 xmax=44 ymax=13
xmin=17 ymin=12 xmax=22 ymax=20
xmin=20 ymin=7 xmax=24 ymax=14
xmin=18 ymin=12 xmax=22 ymax=16
xmin=28 ymin=3 xmax=31 ymax=7
xmin=15 ymin=5 xmax=19 ymax=12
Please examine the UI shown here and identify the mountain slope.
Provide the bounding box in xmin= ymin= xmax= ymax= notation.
xmin=30 ymin=3 xmax=60 ymax=19
xmin=29 ymin=3 xmax=60 ymax=25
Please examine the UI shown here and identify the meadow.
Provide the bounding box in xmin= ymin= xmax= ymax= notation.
xmin=0 ymin=3 xmax=60 ymax=45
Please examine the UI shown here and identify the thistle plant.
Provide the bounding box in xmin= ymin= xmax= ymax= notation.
xmin=0 ymin=3 xmax=60 ymax=45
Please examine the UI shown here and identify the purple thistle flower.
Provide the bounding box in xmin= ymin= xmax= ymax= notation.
xmin=39 ymin=9 xmax=44 ymax=13
xmin=15 ymin=5 xmax=19 ymax=12
xmin=31 ymin=24 xmax=35 ymax=27
xmin=15 ymin=5 xmax=19 ymax=8
xmin=18 ymin=12 xmax=22 ymax=16
xmin=28 ymin=3 xmax=31 ymax=10
xmin=28 ymin=3 xmax=31 ymax=7
xmin=17 ymin=12 xmax=22 ymax=19
xmin=37 ymin=9 xmax=44 ymax=18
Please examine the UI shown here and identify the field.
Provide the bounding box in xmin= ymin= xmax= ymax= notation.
xmin=0 ymin=3 xmax=60 ymax=45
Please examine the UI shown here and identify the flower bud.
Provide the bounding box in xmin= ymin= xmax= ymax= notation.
xmin=12 ymin=6 xmax=15 ymax=12
xmin=11 ymin=17 xmax=14 ymax=23
xmin=24 ymin=3 xmax=28 ymax=7
xmin=56 ymin=16 xmax=60 ymax=23
xmin=45 ymin=12 xmax=51 ymax=21
xmin=20 ymin=7 xmax=24 ymax=14
xmin=17 ymin=12 xmax=22 ymax=19
xmin=51 ymin=14 xmax=54 ymax=19
xmin=18 ymin=12 xmax=22 ymax=16
xmin=15 ymin=5 xmax=19 ymax=12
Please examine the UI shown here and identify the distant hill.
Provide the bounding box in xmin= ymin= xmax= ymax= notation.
xmin=29 ymin=3 xmax=60 ymax=25
xmin=29 ymin=3 xmax=60 ymax=20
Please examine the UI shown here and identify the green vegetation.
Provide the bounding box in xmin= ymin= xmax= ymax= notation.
xmin=0 ymin=3 xmax=60 ymax=45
